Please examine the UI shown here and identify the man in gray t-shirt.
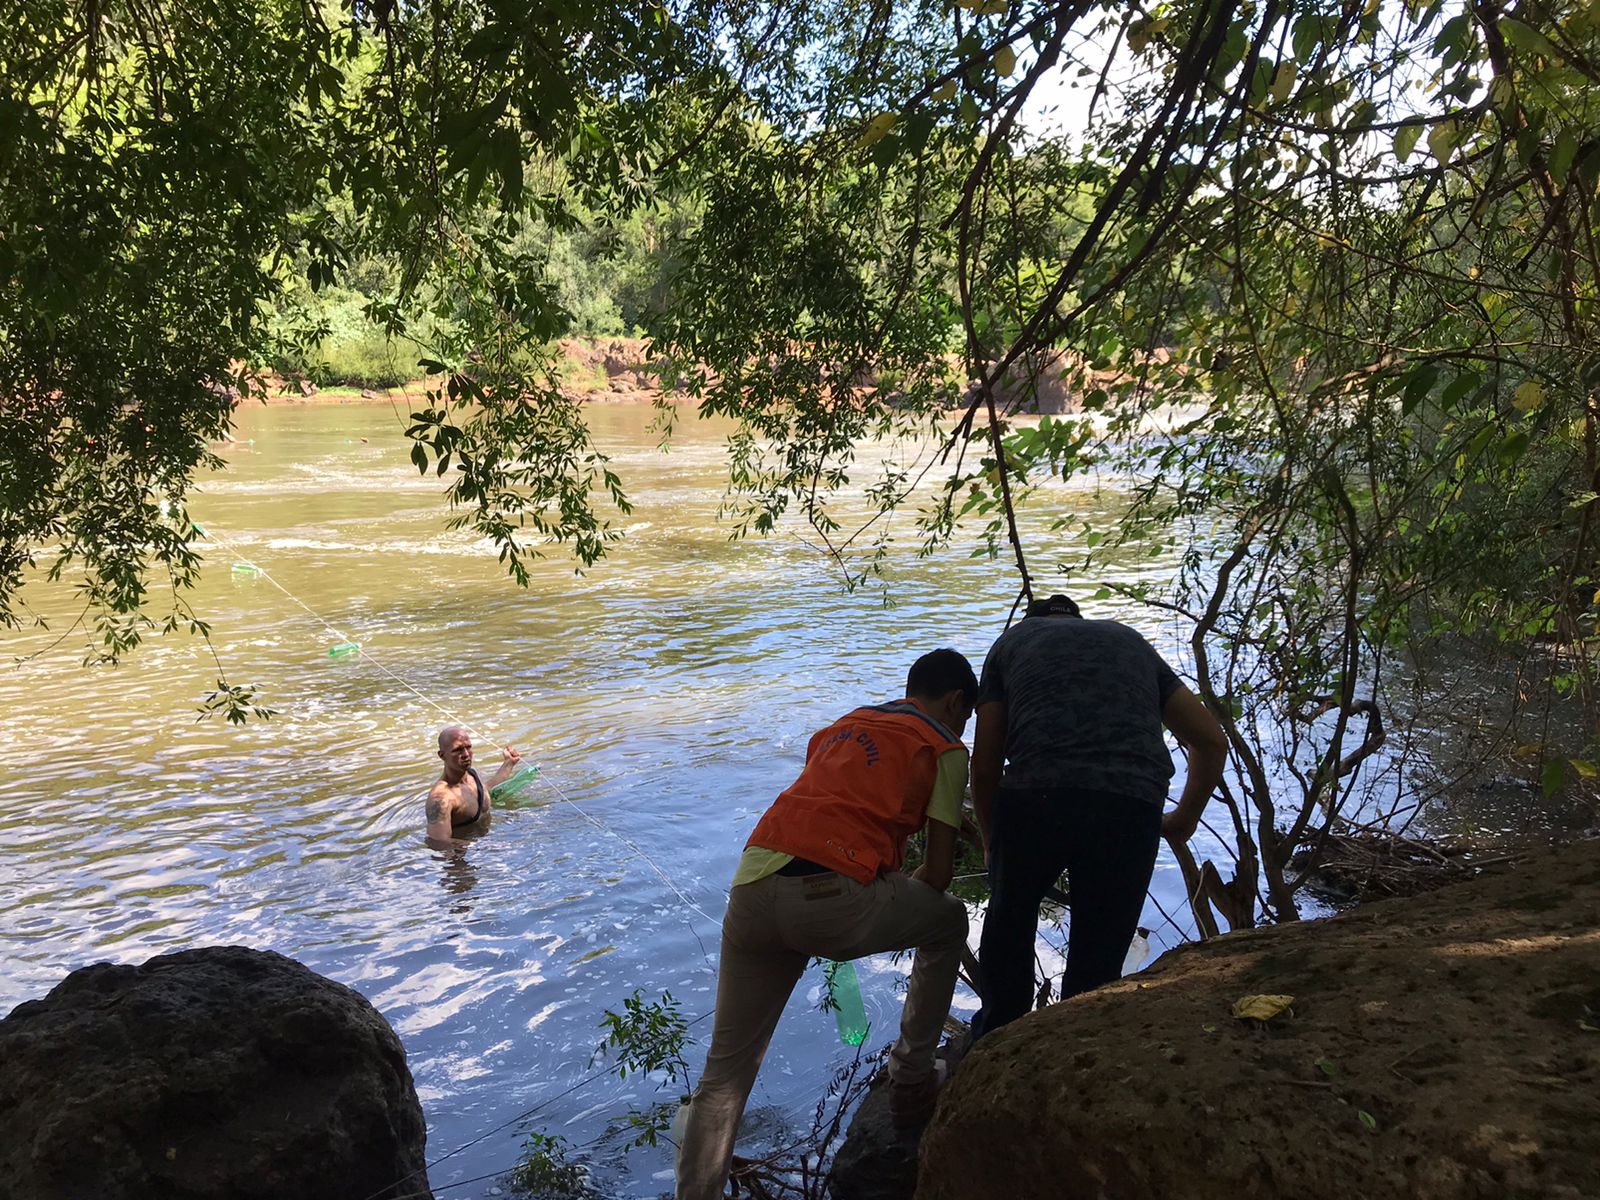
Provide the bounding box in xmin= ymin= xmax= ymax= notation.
xmin=969 ymin=594 xmax=1226 ymax=1040
xmin=978 ymin=611 xmax=1182 ymax=801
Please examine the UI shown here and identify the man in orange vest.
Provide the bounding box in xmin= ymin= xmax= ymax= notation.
xmin=675 ymin=649 xmax=978 ymax=1200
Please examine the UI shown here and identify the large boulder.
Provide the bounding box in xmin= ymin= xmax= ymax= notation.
xmin=918 ymin=839 xmax=1600 ymax=1200
xmin=0 ymin=945 xmax=431 ymax=1200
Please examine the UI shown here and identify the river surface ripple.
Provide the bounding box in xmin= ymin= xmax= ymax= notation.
xmin=5 ymin=402 xmax=1222 ymax=1196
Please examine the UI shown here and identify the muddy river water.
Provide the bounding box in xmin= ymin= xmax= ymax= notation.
xmin=4 ymin=400 xmax=1269 ymax=1195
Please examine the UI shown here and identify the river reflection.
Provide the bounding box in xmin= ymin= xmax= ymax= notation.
xmin=438 ymin=845 xmax=482 ymax=916
xmin=2 ymin=401 xmax=1206 ymax=1197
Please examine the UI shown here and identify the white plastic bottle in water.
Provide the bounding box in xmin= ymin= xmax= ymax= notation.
xmin=1121 ymin=928 xmax=1151 ymax=977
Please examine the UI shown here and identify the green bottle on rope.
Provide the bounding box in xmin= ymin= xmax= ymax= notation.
xmin=824 ymin=959 xmax=870 ymax=1046
xmin=493 ymin=763 xmax=540 ymax=798
xmin=328 ymin=641 xmax=361 ymax=658
xmin=230 ymin=563 xmax=261 ymax=576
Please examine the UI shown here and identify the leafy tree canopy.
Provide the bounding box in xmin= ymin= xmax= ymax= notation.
xmin=5 ymin=0 xmax=1599 ymax=915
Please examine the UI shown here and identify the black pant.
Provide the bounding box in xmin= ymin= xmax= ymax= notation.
xmin=972 ymin=786 xmax=1161 ymax=1040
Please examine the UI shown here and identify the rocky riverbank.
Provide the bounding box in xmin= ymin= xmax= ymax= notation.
xmin=904 ymin=836 xmax=1600 ymax=1200
xmin=242 ymin=337 xmax=1133 ymax=414
xmin=6 ymin=839 xmax=1595 ymax=1200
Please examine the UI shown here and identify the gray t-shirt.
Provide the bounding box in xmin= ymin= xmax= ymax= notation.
xmin=977 ymin=616 xmax=1182 ymax=802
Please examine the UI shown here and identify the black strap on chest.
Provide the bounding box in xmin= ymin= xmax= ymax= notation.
xmin=454 ymin=766 xmax=488 ymax=825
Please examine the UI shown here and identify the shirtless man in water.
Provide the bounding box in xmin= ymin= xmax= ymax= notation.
xmin=426 ymin=725 xmax=521 ymax=843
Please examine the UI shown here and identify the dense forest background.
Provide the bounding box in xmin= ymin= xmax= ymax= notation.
xmin=268 ymin=205 xmax=691 ymax=389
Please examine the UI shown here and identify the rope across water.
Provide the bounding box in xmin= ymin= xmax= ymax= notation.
xmin=204 ymin=525 xmax=733 ymax=1197
xmin=203 ymin=525 xmax=724 ymax=942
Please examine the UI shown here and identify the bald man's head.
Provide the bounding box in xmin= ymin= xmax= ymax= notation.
xmin=437 ymin=726 xmax=474 ymax=780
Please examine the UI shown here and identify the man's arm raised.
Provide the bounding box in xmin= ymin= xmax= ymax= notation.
xmin=486 ymin=744 xmax=522 ymax=793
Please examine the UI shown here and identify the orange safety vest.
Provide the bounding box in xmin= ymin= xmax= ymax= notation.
xmin=747 ymin=701 xmax=963 ymax=886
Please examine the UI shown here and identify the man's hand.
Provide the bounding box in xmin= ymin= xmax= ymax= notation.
xmin=1161 ymin=809 xmax=1198 ymax=844
xmin=488 ymin=744 xmax=522 ymax=789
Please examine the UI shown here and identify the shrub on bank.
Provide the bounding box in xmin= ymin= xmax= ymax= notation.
xmin=264 ymin=286 xmax=430 ymax=389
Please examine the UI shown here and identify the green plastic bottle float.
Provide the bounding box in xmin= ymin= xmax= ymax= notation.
xmin=230 ymin=563 xmax=261 ymax=577
xmin=327 ymin=641 xmax=362 ymax=659
xmin=823 ymin=959 xmax=870 ymax=1046
xmin=492 ymin=763 xmax=541 ymax=798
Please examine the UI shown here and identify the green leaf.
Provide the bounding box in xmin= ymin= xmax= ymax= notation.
xmin=1428 ymin=121 xmax=1458 ymax=163
xmin=1542 ymin=757 xmax=1566 ymax=797
xmin=1515 ymin=127 xmax=1540 ymax=166
xmin=1466 ymin=424 xmax=1497 ymax=459
xmin=1292 ymin=14 xmax=1323 ymax=62
xmin=1214 ymin=19 xmax=1249 ymax=78
xmin=491 ymin=127 xmax=523 ymax=206
xmin=1581 ymin=143 xmax=1600 ymax=193
xmin=1568 ymin=758 xmax=1598 ymax=779
xmin=1401 ymin=364 xmax=1439 ymax=415
xmin=903 ymin=110 xmax=936 ymax=153
xmin=870 ymin=131 xmax=902 ymax=169
xmin=1498 ymin=429 xmax=1530 ymax=462
xmin=1358 ymin=1109 xmax=1378 ymax=1132
xmin=1433 ymin=13 xmax=1470 ymax=59
xmin=1393 ymin=123 xmax=1422 ymax=163
xmin=1271 ymin=61 xmax=1297 ymax=103
xmin=1551 ymin=129 xmax=1579 ymax=180
xmin=1499 ymin=18 xmax=1558 ymax=60
xmin=410 ymin=442 xmax=428 ymax=473
xmin=1440 ymin=372 xmax=1482 ymax=409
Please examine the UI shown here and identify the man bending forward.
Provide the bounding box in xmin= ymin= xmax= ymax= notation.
xmin=676 ymin=648 xmax=977 ymax=1200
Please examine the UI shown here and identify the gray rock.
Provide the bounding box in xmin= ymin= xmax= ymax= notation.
xmin=827 ymin=1076 xmax=923 ymax=1200
xmin=0 ymin=945 xmax=431 ymax=1200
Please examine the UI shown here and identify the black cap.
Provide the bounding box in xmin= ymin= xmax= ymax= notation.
xmin=1025 ymin=593 xmax=1081 ymax=618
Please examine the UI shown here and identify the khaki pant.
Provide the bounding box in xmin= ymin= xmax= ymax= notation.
xmin=675 ymin=869 xmax=968 ymax=1200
